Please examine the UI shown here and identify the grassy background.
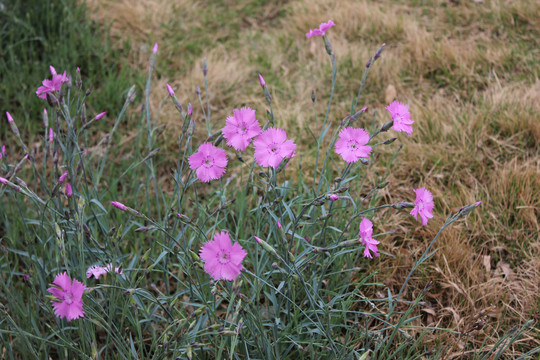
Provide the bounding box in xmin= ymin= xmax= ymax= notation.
xmin=0 ymin=0 xmax=538 ymax=357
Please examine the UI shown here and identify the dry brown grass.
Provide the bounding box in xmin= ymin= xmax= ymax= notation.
xmin=88 ymin=0 xmax=539 ymax=355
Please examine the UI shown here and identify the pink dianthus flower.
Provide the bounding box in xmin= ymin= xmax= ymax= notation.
xmin=253 ymin=127 xmax=296 ymax=169
xmin=306 ymin=20 xmax=336 ymax=38
xmin=359 ymin=218 xmax=380 ymax=259
xmin=188 ymin=142 xmax=228 ymax=182
xmin=410 ymin=187 xmax=434 ymax=226
xmin=222 ymin=107 xmax=261 ymax=151
xmin=36 ymin=66 xmax=69 ymax=99
xmin=334 ymin=127 xmax=372 ymax=163
xmin=47 ymin=272 xmax=85 ymax=322
xmin=385 ymin=101 xmax=414 ymax=136
xmin=199 ymin=231 xmax=247 ymax=281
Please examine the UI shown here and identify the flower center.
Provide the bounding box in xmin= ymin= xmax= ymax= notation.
xmin=270 ymin=145 xmax=278 ymax=153
xmin=218 ymin=250 xmax=230 ymax=264
xmin=204 ymin=157 xmax=214 ymax=167
xmin=238 ymin=126 xmax=247 ymax=134
xmin=64 ymin=291 xmax=73 ymax=305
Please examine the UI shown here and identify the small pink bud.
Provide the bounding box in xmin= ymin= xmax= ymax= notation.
xmin=1 ymin=145 xmax=5 ymax=156
xmin=94 ymin=112 xmax=106 ymax=121
xmin=329 ymin=194 xmax=339 ymax=201
xmin=166 ymin=84 xmax=175 ymax=97
xmin=6 ymin=112 xmax=14 ymax=123
xmin=188 ymin=103 xmax=193 ymax=116
xmin=49 ymin=128 xmax=54 ymax=143
xmin=58 ymin=171 xmax=68 ymax=183
xmin=360 ymin=106 xmax=368 ymax=113
xmin=305 ymin=237 xmax=310 ymax=243
xmin=0 ymin=177 xmax=7 ymax=185
xmin=277 ymin=220 xmax=282 ymax=230
xmin=23 ymin=274 xmax=29 ymax=281
xmin=152 ymin=42 xmax=158 ymax=54
xmin=254 ymin=236 xmax=263 ymax=244
xmin=49 ymin=65 xmax=57 ymax=76
xmin=258 ymin=73 xmax=266 ymax=88
xmin=65 ymin=183 xmax=73 ymax=198
xmin=475 ymin=201 xmax=482 ymax=206
xmin=111 ymin=201 xmax=128 ymax=211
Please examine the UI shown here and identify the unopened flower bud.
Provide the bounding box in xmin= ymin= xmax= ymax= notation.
xmin=43 ymin=109 xmax=49 ymax=128
xmin=49 ymin=128 xmax=54 ymax=143
xmin=58 ymin=171 xmax=68 ymax=184
xmin=152 ymin=42 xmax=158 ymax=54
xmin=213 ymin=133 xmax=223 ymax=146
xmin=323 ymin=36 xmax=333 ymax=55
xmin=65 ymin=183 xmax=73 ymax=198
xmin=202 ymin=58 xmax=208 ymax=76
xmin=383 ymin=137 xmax=397 ymax=145
xmin=366 ymin=56 xmax=373 ymax=68
xmin=381 ymin=120 xmax=394 ymax=132
xmin=311 ymin=89 xmax=316 ymax=103
xmin=6 ymin=112 xmax=19 ymax=135
xmin=176 ymin=213 xmax=192 ymax=224
xmin=196 ymin=86 xmax=201 ymax=96
xmin=166 ymin=84 xmax=175 ymax=97
xmin=94 ymin=112 xmax=106 ymax=121
xmin=0 ymin=177 xmax=22 ymax=192
xmin=317 ymin=213 xmax=333 ymax=222
xmin=376 ymin=181 xmax=389 ymax=189
xmin=15 ymin=177 xmax=27 ymax=187
xmin=188 ymin=103 xmax=193 ymax=116
xmin=254 ymin=236 xmax=278 ymax=256
xmin=111 ymin=201 xmax=128 ymax=211
xmin=392 ymin=201 xmax=415 ymax=209
xmin=360 ymin=158 xmax=369 ymax=165
xmin=126 ymin=85 xmax=136 ymax=103
xmin=374 ymin=43 xmax=386 ymax=61
xmin=457 ymin=201 xmax=482 ymax=217
xmin=135 ymin=226 xmax=150 ymax=232
xmin=258 ymin=73 xmax=266 ymax=88
xmin=75 ymin=67 xmax=82 ymax=89
xmin=81 ymin=103 xmax=87 ymax=124
xmin=276 ymin=157 xmax=290 ymax=173
xmin=329 ymin=194 xmax=339 ymax=201
xmin=422 ymin=281 xmax=432 ymax=296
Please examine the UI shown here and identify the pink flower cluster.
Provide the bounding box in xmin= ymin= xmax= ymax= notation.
xmin=36 ymin=66 xmax=69 ymax=99
xmin=189 ymin=103 xmax=297 ymax=182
